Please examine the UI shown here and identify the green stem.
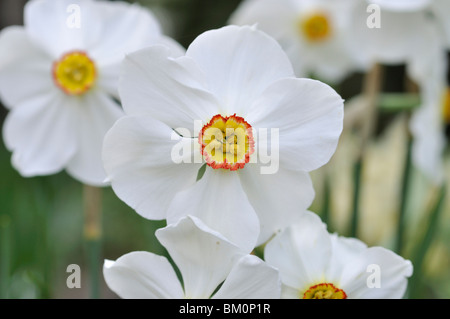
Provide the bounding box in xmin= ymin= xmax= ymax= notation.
xmin=321 ymin=174 xmax=331 ymax=230
xmin=350 ymin=159 xmax=362 ymax=238
xmin=395 ymin=132 xmax=412 ymax=255
xmin=408 ymin=185 xmax=446 ymax=298
xmin=83 ymin=185 xmax=103 ymax=299
xmin=0 ymin=214 xmax=11 ymax=299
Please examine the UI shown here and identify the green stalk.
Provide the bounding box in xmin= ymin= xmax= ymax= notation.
xmin=0 ymin=214 xmax=11 ymax=299
xmin=83 ymin=185 xmax=103 ymax=299
xmin=395 ymin=132 xmax=412 ymax=255
xmin=408 ymin=185 xmax=446 ymax=298
xmin=321 ymin=174 xmax=331 ymax=229
xmin=350 ymin=159 xmax=362 ymax=238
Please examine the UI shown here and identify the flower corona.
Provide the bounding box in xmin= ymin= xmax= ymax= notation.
xmin=52 ymin=51 xmax=97 ymax=95
xmin=303 ymin=283 xmax=347 ymax=299
xmin=299 ymin=12 xmax=332 ymax=43
xmin=199 ymin=114 xmax=255 ymax=170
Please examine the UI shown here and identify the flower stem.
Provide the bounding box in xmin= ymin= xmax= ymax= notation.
xmin=350 ymin=63 xmax=383 ymax=238
xmin=0 ymin=214 xmax=11 ymax=299
xmin=408 ymin=184 xmax=446 ymax=298
xmin=395 ymin=128 xmax=412 ymax=255
xmin=83 ymin=184 xmax=103 ymax=299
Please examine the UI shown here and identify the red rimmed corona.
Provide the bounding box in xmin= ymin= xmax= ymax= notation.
xmin=199 ymin=114 xmax=255 ymax=171
xmin=303 ymin=283 xmax=347 ymax=299
xmin=52 ymin=51 xmax=97 ymax=95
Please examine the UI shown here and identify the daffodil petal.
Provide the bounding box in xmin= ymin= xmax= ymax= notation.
xmin=65 ymin=91 xmax=123 ymax=186
xmin=185 ymin=25 xmax=295 ymax=116
xmin=102 ymin=115 xmax=202 ymax=220
xmin=237 ymin=164 xmax=315 ymax=246
xmin=3 ymin=92 xmax=77 ymax=177
xmin=247 ymin=78 xmax=344 ymax=172
xmin=0 ymin=26 xmax=54 ymax=108
xmin=339 ymin=246 xmax=413 ymax=299
xmin=156 ymin=216 xmax=245 ymax=299
xmin=119 ymin=45 xmax=219 ymax=130
xmin=103 ymin=251 xmax=184 ymax=299
xmin=264 ymin=212 xmax=331 ymax=293
xmin=212 ymin=255 xmax=281 ymax=299
xmin=167 ymin=168 xmax=260 ymax=252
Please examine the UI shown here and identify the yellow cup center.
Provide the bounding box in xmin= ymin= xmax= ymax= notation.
xmin=199 ymin=114 xmax=255 ymax=171
xmin=52 ymin=51 xmax=97 ymax=95
xmin=303 ymin=283 xmax=347 ymax=299
xmin=299 ymin=12 xmax=332 ymax=43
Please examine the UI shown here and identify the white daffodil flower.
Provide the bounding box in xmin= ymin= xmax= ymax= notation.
xmin=264 ymin=212 xmax=413 ymax=299
xmin=103 ymin=216 xmax=281 ymax=299
xmin=102 ymin=25 xmax=344 ymax=251
xmin=0 ymin=0 xmax=184 ymax=186
xmin=410 ymin=55 xmax=448 ymax=185
xmin=354 ymin=0 xmax=447 ymax=71
xmin=228 ymin=0 xmax=368 ymax=83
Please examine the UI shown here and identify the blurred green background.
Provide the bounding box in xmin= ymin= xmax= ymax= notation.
xmin=0 ymin=0 xmax=449 ymax=299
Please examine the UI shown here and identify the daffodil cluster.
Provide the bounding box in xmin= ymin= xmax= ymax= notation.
xmin=0 ymin=0 xmax=418 ymax=299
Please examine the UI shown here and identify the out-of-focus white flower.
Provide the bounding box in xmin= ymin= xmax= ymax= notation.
xmin=229 ymin=0 xmax=368 ymax=83
xmin=103 ymin=216 xmax=281 ymax=299
xmin=102 ymin=25 xmax=344 ymax=251
xmin=264 ymin=212 xmax=413 ymax=299
xmin=410 ymin=55 xmax=448 ymax=186
xmin=355 ymin=0 xmax=447 ymax=76
xmin=0 ymin=0 xmax=184 ymax=186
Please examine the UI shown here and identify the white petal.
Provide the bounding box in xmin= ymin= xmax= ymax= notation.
xmin=103 ymin=251 xmax=184 ymax=299
xmin=156 ymin=35 xmax=186 ymax=58
xmin=24 ymin=0 xmax=100 ymax=57
xmin=167 ymin=168 xmax=260 ymax=253
xmin=431 ymin=0 xmax=450 ymax=48
xmin=247 ymin=78 xmax=344 ymax=172
xmin=228 ymin=0 xmax=298 ymax=42
xmin=213 ymin=255 xmax=281 ymax=299
xmin=352 ymin=4 xmax=431 ymax=64
xmin=0 ymin=26 xmax=54 ymax=109
xmin=185 ymin=25 xmax=295 ymax=116
xmin=237 ymin=164 xmax=315 ymax=246
xmin=366 ymin=0 xmax=432 ymax=12
xmin=410 ymin=99 xmax=446 ymax=185
xmin=325 ymin=234 xmax=368 ymax=284
xmin=119 ymin=45 xmax=219 ymax=129
xmin=156 ymin=216 xmax=245 ymax=299
xmin=65 ymin=90 xmax=124 ymax=186
xmin=264 ymin=212 xmax=331 ymax=292
xmin=102 ymin=115 xmax=202 ymax=220
xmin=3 ymin=91 xmax=77 ymax=177
xmin=339 ymin=247 xmax=413 ymax=299
xmin=87 ymin=2 xmax=163 ymax=65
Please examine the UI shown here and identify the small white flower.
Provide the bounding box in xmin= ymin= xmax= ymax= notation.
xmin=103 ymin=216 xmax=281 ymax=299
xmin=264 ymin=212 xmax=413 ymax=299
xmin=103 ymin=25 xmax=344 ymax=251
xmin=0 ymin=0 xmax=184 ymax=186
xmin=229 ymin=0 xmax=368 ymax=82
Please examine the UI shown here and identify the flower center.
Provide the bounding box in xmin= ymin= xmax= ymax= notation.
xmin=299 ymin=12 xmax=331 ymax=43
xmin=52 ymin=51 xmax=96 ymax=95
xmin=199 ymin=114 xmax=255 ymax=171
xmin=303 ymin=283 xmax=347 ymax=299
